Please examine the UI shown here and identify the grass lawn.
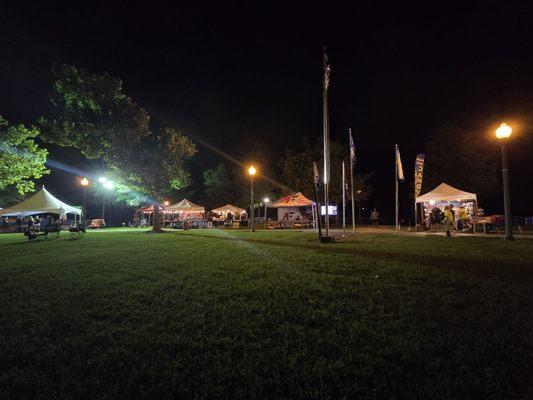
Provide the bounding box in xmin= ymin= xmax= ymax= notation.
xmin=1 ymin=229 xmax=532 ymax=399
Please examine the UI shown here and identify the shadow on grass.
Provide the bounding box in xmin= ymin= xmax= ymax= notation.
xmin=186 ymin=232 xmax=533 ymax=282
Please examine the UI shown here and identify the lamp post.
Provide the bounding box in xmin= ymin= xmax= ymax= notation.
xmin=248 ymin=165 xmax=256 ymax=232
xmin=99 ymin=177 xmax=114 ymax=221
xmin=80 ymin=177 xmax=90 ymax=222
xmin=263 ymin=197 xmax=269 ymax=229
xmin=356 ymin=190 xmax=363 ymax=220
xmin=495 ymin=123 xmax=514 ymax=240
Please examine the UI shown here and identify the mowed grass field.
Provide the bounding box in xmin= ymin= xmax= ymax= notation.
xmin=1 ymin=229 xmax=532 ymax=399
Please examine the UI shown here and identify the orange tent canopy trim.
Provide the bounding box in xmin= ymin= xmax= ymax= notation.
xmin=270 ymin=192 xmax=314 ymax=208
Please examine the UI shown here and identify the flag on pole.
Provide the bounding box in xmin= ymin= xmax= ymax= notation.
xmin=349 ymin=128 xmax=356 ymax=166
xmin=313 ymin=161 xmax=320 ymax=188
xmin=396 ymin=146 xmax=404 ymax=181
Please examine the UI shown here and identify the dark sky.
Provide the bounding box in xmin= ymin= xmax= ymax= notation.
xmin=2 ymin=1 xmax=533 ymax=219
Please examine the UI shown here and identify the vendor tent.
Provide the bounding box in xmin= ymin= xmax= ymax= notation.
xmin=135 ymin=204 xmax=165 ymax=214
xmin=270 ymin=192 xmax=315 ymax=227
xmin=211 ymin=204 xmax=246 ymax=221
xmin=0 ymin=187 xmax=82 ymax=217
xmin=167 ymin=199 xmax=205 ymax=212
xmin=416 ymin=183 xmax=477 ymax=204
xmin=270 ymin=192 xmax=314 ymax=208
xmin=167 ymin=199 xmax=205 ymax=219
xmin=212 ymin=204 xmax=245 ymax=214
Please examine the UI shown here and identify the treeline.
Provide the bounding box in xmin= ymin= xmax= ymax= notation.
xmin=1 ymin=64 xmax=502 ymax=219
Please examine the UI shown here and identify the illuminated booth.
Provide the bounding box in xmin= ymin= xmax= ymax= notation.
xmin=269 ymin=192 xmax=316 ymax=228
xmin=166 ymin=199 xmax=205 ymax=220
xmin=416 ymin=183 xmax=478 ymax=227
xmin=211 ymin=204 xmax=246 ymax=224
xmin=0 ymin=186 xmax=82 ymax=221
xmin=134 ymin=204 xmax=165 ymax=226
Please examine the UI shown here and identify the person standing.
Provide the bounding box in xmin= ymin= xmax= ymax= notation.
xmin=370 ymin=208 xmax=379 ymax=226
xmin=444 ymin=206 xmax=454 ymax=237
xmin=459 ymin=206 xmax=468 ymax=231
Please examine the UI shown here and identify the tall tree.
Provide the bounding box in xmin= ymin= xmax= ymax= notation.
xmin=0 ymin=116 xmax=49 ymax=201
xmin=41 ymin=65 xmax=196 ymax=231
xmin=114 ymin=127 xmax=197 ymax=231
xmin=424 ymin=122 xmax=498 ymax=204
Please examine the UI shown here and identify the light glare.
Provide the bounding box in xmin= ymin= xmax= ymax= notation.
xmin=495 ymin=123 xmax=512 ymax=139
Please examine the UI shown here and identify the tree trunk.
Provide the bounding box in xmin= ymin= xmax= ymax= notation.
xmin=152 ymin=202 xmax=163 ymax=232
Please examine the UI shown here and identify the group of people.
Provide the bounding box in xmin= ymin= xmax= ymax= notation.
xmin=430 ymin=205 xmax=470 ymax=237
xmin=27 ymin=215 xmax=61 ymax=232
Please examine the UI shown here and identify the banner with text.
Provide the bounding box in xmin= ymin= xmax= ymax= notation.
xmin=414 ymin=154 xmax=425 ymax=198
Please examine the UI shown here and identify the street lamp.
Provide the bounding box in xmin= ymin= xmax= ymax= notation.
xmin=495 ymin=123 xmax=514 ymax=240
xmin=99 ymin=177 xmax=114 ymax=220
xmin=248 ymin=165 xmax=256 ymax=232
xmin=163 ymin=201 xmax=170 ymax=206
xmin=263 ymin=197 xmax=270 ymax=229
xmin=356 ymin=189 xmax=363 ymax=220
xmin=80 ymin=177 xmax=90 ymax=222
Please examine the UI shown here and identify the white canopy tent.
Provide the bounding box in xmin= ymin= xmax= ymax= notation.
xmin=0 ymin=187 xmax=82 ymax=217
xmin=166 ymin=199 xmax=205 ymax=219
xmin=212 ymin=204 xmax=246 ymax=214
xmin=416 ymin=183 xmax=477 ymax=204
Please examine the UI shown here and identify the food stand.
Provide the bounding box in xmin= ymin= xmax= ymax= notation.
xmin=166 ymin=199 xmax=205 ymax=221
xmin=416 ymin=183 xmax=478 ymax=230
xmin=269 ymin=192 xmax=316 ymax=229
xmin=211 ymin=204 xmax=246 ymax=227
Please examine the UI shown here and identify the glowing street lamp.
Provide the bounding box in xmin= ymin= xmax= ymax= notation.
xmin=248 ymin=165 xmax=257 ymax=232
xmin=103 ymin=181 xmax=114 ymax=190
xmin=164 ymin=201 xmax=170 ymax=206
xmin=263 ymin=197 xmax=270 ymax=229
xmin=80 ymin=177 xmax=90 ymax=221
xmin=98 ymin=177 xmax=108 ymax=184
xmin=495 ymin=123 xmax=514 ymax=240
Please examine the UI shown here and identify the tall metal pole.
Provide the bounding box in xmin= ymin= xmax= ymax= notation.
xmin=395 ymin=145 xmax=399 ymax=236
xmin=322 ymin=47 xmax=330 ymax=237
xmin=102 ymin=197 xmax=105 ymax=221
xmin=250 ymin=176 xmax=255 ymax=232
xmin=350 ymin=130 xmax=355 ymax=232
xmin=501 ymin=142 xmax=514 ymax=240
xmin=264 ymin=202 xmax=268 ymax=229
xmin=83 ymin=187 xmax=87 ymax=222
xmin=342 ymin=161 xmax=346 ymax=237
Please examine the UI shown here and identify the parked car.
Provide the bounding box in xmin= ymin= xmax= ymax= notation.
xmin=88 ymin=219 xmax=106 ymax=229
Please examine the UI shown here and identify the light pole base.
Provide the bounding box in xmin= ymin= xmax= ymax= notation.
xmin=319 ymin=236 xmax=334 ymax=243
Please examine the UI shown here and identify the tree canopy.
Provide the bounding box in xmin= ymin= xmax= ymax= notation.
xmin=41 ymin=65 xmax=197 ymax=230
xmin=0 ymin=116 xmax=49 ymax=200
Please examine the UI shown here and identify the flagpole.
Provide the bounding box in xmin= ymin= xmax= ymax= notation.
xmin=349 ymin=128 xmax=355 ymax=232
xmin=322 ymin=46 xmax=330 ymax=238
xmin=313 ymin=161 xmax=323 ymax=239
xmin=395 ymin=144 xmax=399 ymax=236
xmin=342 ymin=160 xmax=346 ymax=237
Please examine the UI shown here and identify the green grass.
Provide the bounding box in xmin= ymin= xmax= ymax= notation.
xmin=1 ymin=229 xmax=532 ymax=399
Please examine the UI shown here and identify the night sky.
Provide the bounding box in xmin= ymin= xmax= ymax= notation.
xmin=2 ymin=2 xmax=533 ymax=220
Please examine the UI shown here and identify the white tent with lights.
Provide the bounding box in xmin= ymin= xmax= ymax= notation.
xmin=0 ymin=187 xmax=82 ymax=217
xmin=416 ymin=183 xmax=477 ymax=204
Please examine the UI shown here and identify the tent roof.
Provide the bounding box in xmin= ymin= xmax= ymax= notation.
xmin=136 ymin=204 xmax=165 ymax=213
xmin=416 ymin=183 xmax=477 ymax=203
xmin=0 ymin=187 xmax=82 ymax=217
xmin=212 ymin=204 xmax=246 ymax=213
xmin=167 ymin=199 xmax=205 ymax=212
xmin=270 ymin=192 xmax=314 ymax=208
